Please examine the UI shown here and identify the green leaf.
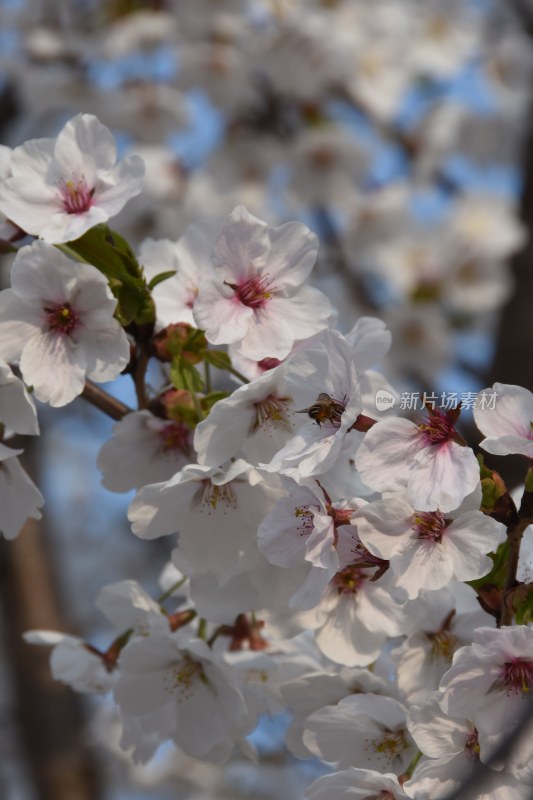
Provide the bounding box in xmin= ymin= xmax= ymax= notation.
xmin=204 ymin=350 xmax=233 ymax=370
xmin=468 ymin=539 xmax=509 ymax=592
xmin=148 ymin=270 xmax=177 ymax=291
xmin=202 ymin=391 xmax=230 ymax=412
xmin=64 ymin=224 xmax=155 ymax=326
xmin=514 ymin=584 xmax=533 ymax=624
xmin=170 ymin=360 xmax=204 ymax=394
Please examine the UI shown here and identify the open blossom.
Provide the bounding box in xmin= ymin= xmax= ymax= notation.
xmin=391 ymin=584 xmax=494 ymax=703
xmin=193 ymin=205 xmax=332 ymax=361
xmin=138 ymin=218 xmax=219 ymax=329
xmin=128 ymin=459 xmax=279 ymax=584
xmin=354 ymin=406 xmax=480 ymax=512
xmin=194 ymin=360 xmax=297 ymax=468
xmin=0 ymin=113 xmax=144 ymax=244
xmin=0 ymin=240 xmax=130 ymax=407
xmin=23 ymin=630 xmax=115 ymax=694
xmin=474 ymin=383 xmax=533 ymax=458
xmin=261 ymin=329 xmax=364 ymax=479
xmin=257 ymin=477 xmax=366 ymax=610
xmin=439 ymin=626 xmax=533 ymax=759
xmin=303 ymin=693 xmax=416 ymax=773
xmin=306 ymin=768 xmax=410 ymax=800
xmin=97 ymin=410 xmax=193 ymax=492
xmin=114 ymin=630 xmax=251 ymax=763
xmin=354 ymin=492 xmax=502 ymax=599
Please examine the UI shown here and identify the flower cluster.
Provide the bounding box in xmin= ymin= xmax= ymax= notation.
xmin=1 ymin=110 xmax=532 ymax=800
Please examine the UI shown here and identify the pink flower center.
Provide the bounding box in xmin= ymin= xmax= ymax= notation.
xmin=44 ymin=302 xmax=79 ymax=336
xmin=375 ymin=793 xmax=395 ymax=800
xmin=499 ymin=658 xmax=533 ymax=695
xmin=59 ymin=175 xmax=94 ymax=215
xmin=418 ymin=407 xmax=457 ymax=445
xmin=413 ymin=511 xmax=446 ymax=542
xmin=158 ymin=422 xmax=192 ymax=456
xmin=227 ymin=274 xmax=272 ymax=309
xmin=331 ymin=565 xmax=365 ymax=595
xmin=253 ymin=394 xmax=292 ymax=431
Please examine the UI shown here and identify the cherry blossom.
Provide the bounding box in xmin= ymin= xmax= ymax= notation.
xmin=97 ymin=410 xmax=193 ymax=492
xmin=439 ymin=626 xmax=533 ymax=759
xmin=0 ymin=240 xmax=130 ymax=407
xmin=306 ymin=768 xmax=410 ymax=800
xmin=114 ymin=630 xmax=251 ymax=762
xmin=194 ymin=360 xmax=297 ymax=468
xmin=23 ymin=630 xmax=115 ymax=694
xmin=354 ymin=407 xmax=480 ymax=512
xmin=128 ymin=459 xmax=279 ymax=583
xmin=193 ymin=205 xmax=332 ymax=361
xmin=0 ymin=113 xmax=144 ymax=244
xmin=303 ymin=693 xmax=416 ymax=773
xmin=354 ymin=492 xmax=502 ymax=598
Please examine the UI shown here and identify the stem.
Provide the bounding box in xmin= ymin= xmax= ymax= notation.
xmin=191 ymin=390 xmax=204 ymax=422
xmin=399 ymin=750 xmax=423 ymax=783
xmin=226 ymin=365 xmax=250 ymax=384
xmin=55 ymin=243 xmax=90 ymax=263
xmin=204 ymin=359 xmax=212 ymax=393
xmin=132 ymin=342 xmax=150 ymax=410
xmin=157 ymin=576 xmax=187 ymax=605
xmin=81 ymin=381 xmax=132 ymax=421
xmin=500 ymin=515 xmax=532 ymax=626
xmin=197 ymin=618 xmax=207 ymax=640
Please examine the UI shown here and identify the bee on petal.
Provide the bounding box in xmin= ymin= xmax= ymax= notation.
xmin=297 ymin=393 xmax=346 ymax=427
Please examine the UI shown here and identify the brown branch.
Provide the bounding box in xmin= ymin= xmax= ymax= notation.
xmin=81 ymin=381 xmax=132 ymax=420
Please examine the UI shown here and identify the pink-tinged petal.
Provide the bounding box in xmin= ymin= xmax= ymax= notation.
xmin=0 ymin=179 xmax=60 ymax=235
xmin=345 ymin=317 xmax=392 ymax=371
xmin=95 ymin=155 xmax=145 ymax=216
xmin=51 ymin=113 xmax=117 ymax=183
xmin=9 ymin=137 xmax=55 ymax=183
xmin=194 ymin=280 xmax=253 ymax=344
xmin=0 ymin=290 xmax=42 ymax=360
xmin=354 ymin=496 xmax=414 ymax=560
xmin=444 ymin=512 xmax=503 ymax=581
xmin=211 ymin=205 xmax=269 ymax=282
xmin=9 ymin=240 xmax=78 ymax=303
xmin=354 ymin=417 xmax=422 ymax=493
xmin=235 ymin=303 xmax=294 ymax=360
xmin=128 ymin=480 xmax=195 ymax=540
xmin=391 ymin=538 xmax=454 ymax=598
xmin=408 ymin=442 xmax=479 ymax=513
xmin=474 ymin=384 xmax=533 ymax=457
xmin=75 ymin=323 xmax=130 ymax=383
xmin=39 ymin=206 xmax=108 ymax=245
xmin=19 ymin=331 xmax=85 ymax=407
xmin=315 ymin=592 xmax=385 ymax=666
xmin=265 ymin=219 xmax=318 ymax=286
xmin=266 ymin=287 xmax=332 ymax=342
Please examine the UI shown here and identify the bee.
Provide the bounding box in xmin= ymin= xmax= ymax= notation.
xmin=297 ymin=393 xmax=345 ymax=427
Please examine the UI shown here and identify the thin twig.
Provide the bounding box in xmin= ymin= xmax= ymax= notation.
xmin=81 ymin=381 xmax=132 ymax=421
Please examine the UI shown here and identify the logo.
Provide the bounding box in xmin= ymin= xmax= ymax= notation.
xmin=375 ymin=389 xmax=396 ymax=412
